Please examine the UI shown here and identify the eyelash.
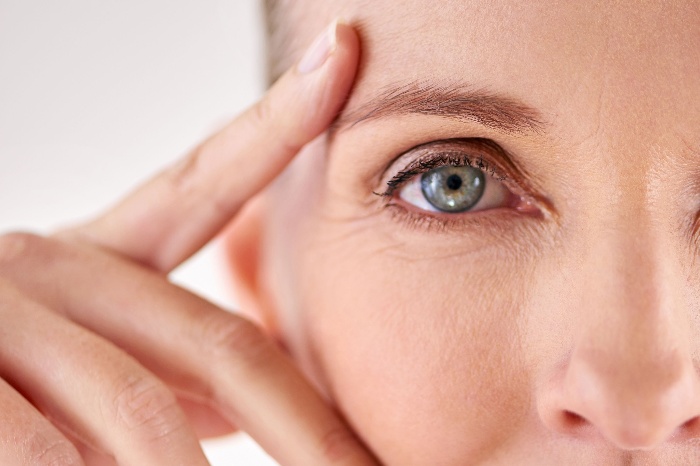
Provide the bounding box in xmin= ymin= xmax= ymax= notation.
xmin=376 ymin=151 xmax=508 ymax=199
xmin=374 ymin=139 xmax=533 ymax=232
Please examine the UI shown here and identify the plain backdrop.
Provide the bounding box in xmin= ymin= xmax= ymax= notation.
xmin=0 ymin=1 xmax=277 ymax=464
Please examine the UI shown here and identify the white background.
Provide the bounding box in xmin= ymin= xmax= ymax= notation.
xmin=0 ymin=1 xmax=277 ymax=464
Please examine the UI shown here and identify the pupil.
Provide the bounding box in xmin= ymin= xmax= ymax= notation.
xmin=446 ymin=174 xmax=463 ymax=190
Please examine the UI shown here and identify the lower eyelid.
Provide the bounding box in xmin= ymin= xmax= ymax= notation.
xmin=382 ymin=201 xmax=528 ymax=234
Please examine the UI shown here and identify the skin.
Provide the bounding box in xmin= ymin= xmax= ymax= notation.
xmin=0 ymin=22 xmax=375 ymax=465
xmin=2 ymin=2 xmax=700 ymax=465
xmin=225 ymin=0 xmax=700 ymax=464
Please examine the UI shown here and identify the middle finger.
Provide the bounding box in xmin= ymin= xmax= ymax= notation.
xmin=0 ymin=234 xmax=377 ymax=465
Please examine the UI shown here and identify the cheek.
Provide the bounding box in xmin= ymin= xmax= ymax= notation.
xmin=265 ymin=136 xmax=547 ymax=463
xmin=295 ymin=223 xmax=534 ymax=464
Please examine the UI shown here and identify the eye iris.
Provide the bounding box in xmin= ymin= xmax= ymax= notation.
xmin=420 ymin=166 xmax=485 ymax=212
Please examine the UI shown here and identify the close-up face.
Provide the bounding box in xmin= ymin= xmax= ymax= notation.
xmin=229 ymin=1 xmax=700 ymax=464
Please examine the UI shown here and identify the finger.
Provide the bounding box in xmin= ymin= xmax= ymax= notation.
xmin=1 ymin=233 xmax=378 ymax=465
xmin=0 ymin=280 xmax=210 ymax=466
xmin=0 ymin=377 xmax=85 ymax=466
xmin=63 ymin=20 xmax=359 ymax=272
xmin=177 ymin=395 xmax=238 ymax=439
xmin=62 ymin=430 xmax=117 ymax=466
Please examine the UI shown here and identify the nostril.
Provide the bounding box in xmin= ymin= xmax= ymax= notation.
xmin=680 ymin=417 xmax=699 ymax=430
xmin=555 ymin=410 xmax=598 ymax=439
xmin=537 ymin=341 xmax=700 ymax=451
xmin=671 ymin=416 xmax=700 ymax=442
xmin=553 ymin=408 xmax=700 ymax=449
xmin=562 ymin=411 xmax=588 ymax=428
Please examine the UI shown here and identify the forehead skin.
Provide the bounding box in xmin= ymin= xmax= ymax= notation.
xmin=289 ymin=0 xmax=700 ymax=152
xmin=260 ymin=1 xmax=700 ymax=464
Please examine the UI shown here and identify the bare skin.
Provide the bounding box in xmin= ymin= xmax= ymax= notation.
xmin=4 ymin=1 xmax=700 ymax=465
xmin=225 ymin=1 xmax=700 ymax=465
xmin=0 ymin=22 xmax=377 ymax=466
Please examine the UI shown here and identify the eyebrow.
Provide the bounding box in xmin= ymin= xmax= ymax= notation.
xmin=332 ymin=81 xmax=546 ymax=135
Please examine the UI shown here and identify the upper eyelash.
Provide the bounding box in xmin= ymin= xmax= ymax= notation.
xmin=375 ymin=145 xmax=510 ymax=199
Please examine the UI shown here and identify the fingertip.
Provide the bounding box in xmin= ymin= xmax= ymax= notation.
xmin=334 ymin=20 xmax=361 ymax=73
xmin=253 ymin=19 xmax=360 ymax=151
xmin=295 ymin=20 xmax=361 ymax=143
xmin=330 ymin=20 xmax=361 ymax=97
xmin=296 ymin=19 xmax=360 ymax=76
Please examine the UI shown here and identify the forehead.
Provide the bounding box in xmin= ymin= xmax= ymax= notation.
xmin=311 ymin=0 xmax=700 ymax=142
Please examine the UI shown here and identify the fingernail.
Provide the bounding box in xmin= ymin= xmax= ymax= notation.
xmin=297 ymin=19 xmax=341 ymax=74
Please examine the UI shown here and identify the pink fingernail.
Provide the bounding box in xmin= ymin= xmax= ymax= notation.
xmin=297 ymin=19 xmax=340 ymax=74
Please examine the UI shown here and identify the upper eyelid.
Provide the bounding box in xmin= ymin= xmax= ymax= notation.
xmin=381 ymin=153 xmax=507 ymax=197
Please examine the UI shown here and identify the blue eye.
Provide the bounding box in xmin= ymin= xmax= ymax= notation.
xmin=397 ymin=162 xmax=512 ymax=214
xmin=379 ymin=139 xmax=529 ymax=218
xmin=421 ymin=165 xmax=485 ymax=212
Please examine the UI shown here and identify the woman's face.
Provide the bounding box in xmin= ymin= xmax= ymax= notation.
xmin=243 ymin=1 xmax=700 ymax=463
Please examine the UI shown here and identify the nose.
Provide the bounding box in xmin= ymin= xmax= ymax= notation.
xmin=541 ymin=333 xmax=700 ymax=449
xmin=537 ymin=227 xmax=700 ymax=450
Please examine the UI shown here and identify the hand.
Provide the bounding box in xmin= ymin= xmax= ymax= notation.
xmin=0 ymin=20 xmax=376 ymax=465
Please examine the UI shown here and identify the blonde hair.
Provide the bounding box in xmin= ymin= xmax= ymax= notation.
xmin=263 ymin=0 xmax=299 ymax=84
xmin=263 ymin=0 xmax=335 ymax=84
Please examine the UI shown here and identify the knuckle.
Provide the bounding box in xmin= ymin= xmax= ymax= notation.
xmin=0 ymin=231 xmax=42 ymax=267
xmin=250 ymin=95 xmax=275 ymax=129
xmin=199 ymin=313 xmax=273 ymax=370
xmin=249 ymin=96 xmax=302 ymax=154
xmin=25 ymin=432 xmax=82 ymax=466
xmin=110 ymin=373 xmax=186 ymax=442
xmin=163 ymin=145 xmax=205 ymax=202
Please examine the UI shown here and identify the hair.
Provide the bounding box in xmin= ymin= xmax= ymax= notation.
xmin=263 ymin=0 xmax=297 ymax=84
xmin=263 ymin=0 xmax=335 ymax=84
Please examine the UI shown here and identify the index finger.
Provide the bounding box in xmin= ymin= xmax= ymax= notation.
xmin=65 ymin=20 xmax=359 ymax=272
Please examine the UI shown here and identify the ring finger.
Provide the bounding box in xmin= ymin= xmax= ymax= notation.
xmin=0 ymin=280 xmax=209 ymax=466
